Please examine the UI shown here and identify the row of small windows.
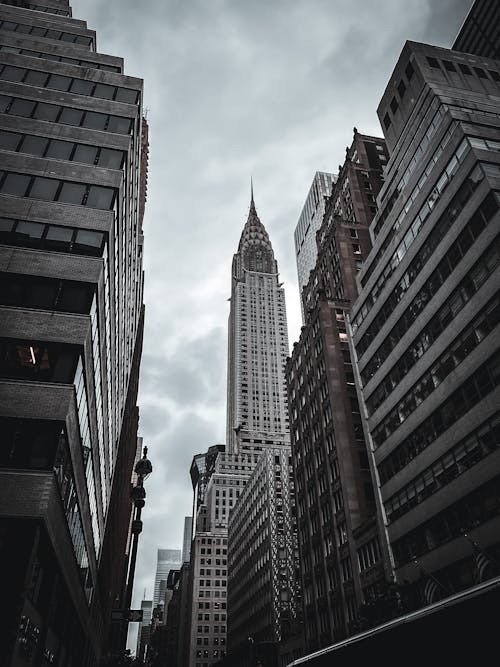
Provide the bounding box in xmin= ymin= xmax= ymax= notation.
xmin=0 ymin=216 xmax=106 ymax=256
xmin=0 ymin=64 xmax=139 ymax=104
xmin=385 ymin=411 xmax=500 ymax=524
xmin=383 ymin=60 xmax=415 ymax=129
xmin=2 ymin=1 xmax=71 ymax=16
xmin=0 ymin=271 xmax=95 ymax=314
xmin=378 ymin=349 xmax=500 ymax=483
xmin=392 ymin=475 xmax=500 ymax=567
xmin=374 ymin=101 xmax=447 ymax=239
xmin=363 ymin=191 xmax=500 ymax=403
xmin=426 ymin=55 xmax=500 ymax=83
xmin=372 ymin=291 xmax=500 ymax=447
xmin=353 ymin=136 xmax=472 ymax=335
xmin=0 ymin=169 xmax=116 ymax=209
xmin=355 ymin=164 xmax=489 ymax=357
xmin=0 ymin=45 xmax=120 ymax=72
xmin=0 ymin=129 xmax=125 ymax=168
xmin=0 ymin=93 xmax=133 ymax=134
xmin=0 ymin=19 xmax=92 ymax=44
xmin=367 ymin=117 xmax=455 ymax=276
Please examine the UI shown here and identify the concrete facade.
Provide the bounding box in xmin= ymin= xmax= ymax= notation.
xmin=350 ymin=41 xmax=500 ymax=609
xmin=0 ymin=1 xmax=146 ymax=664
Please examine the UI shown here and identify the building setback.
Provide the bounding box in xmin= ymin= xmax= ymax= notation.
xmin=350 ymin=40 xmax=500 ymax=611
xmin=0 ymin=0 xmax=147 ymax=664
xmin=287 ymin=130 xmax=391 ymax=653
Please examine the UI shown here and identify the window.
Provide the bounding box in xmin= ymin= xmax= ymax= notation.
xmin=427 ymin=57 xmax=440 ymax=69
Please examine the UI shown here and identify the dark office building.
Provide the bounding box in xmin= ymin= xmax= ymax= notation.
xmin=0 ymin=1 xmax=146 ymax=664
xmin=350 ymin=40 xmax=500 ymax=611
xmin=287 ymin=131 xmax=391 ymax=653
xmin=453 ymin=0 xmax=500 ymax=59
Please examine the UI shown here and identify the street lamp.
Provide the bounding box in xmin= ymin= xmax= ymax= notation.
xmin=123 ymin=446 xmax=153 ymax=648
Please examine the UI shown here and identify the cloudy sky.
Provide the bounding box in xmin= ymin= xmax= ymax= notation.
xmin=71 ymin=0 xmax=471 ymax=650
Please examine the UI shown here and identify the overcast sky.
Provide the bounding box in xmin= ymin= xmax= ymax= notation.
xmin=71 ymin=0 xmax=472 ymax=651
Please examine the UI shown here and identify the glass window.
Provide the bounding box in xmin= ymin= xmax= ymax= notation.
xmin=0 ymin=218 xmax=15 ymax=234
xmin=45 ymin=29 xmax=62 ymax=39
xmin=0 ymin=131 xmax=22 ymax=151
xmin=1 ymin=66 xmax=25 ymax=82
xmin=45 ymin=140 xmax=73 ymax=161
xmin=59 ymin=107 xmax=84 ymax=126
xmin=33 ymin=102 xmax=59 ymax=122
xmin=48 ymin=74 xmax=72 ymax=91
xmin=58 ymin=182 xmax=86 ymax=205
xmin=0 ymin=95 xmax=11 ymax=113
xmin=75 ymin=35 xmax=92 ymax=46
xmin=73 ymin=144 xmax=98 ymax=165
xmin=20 ymin=135 xmax=49 ymax=157
xmin=115 ymin=88 xmax=138 ymax=104
xmin=2 ymin=173 xmax=31 ymax=196
xmin=60 ymin=32 xmax=76 ymax=43
xmin=15 ymin=220 xmax=44 ymax=242
xmin=86 ymin=185 xmax=114 ymax=209
xmin=94 ymin=83 xmax=115 ymax=100
xmin=74 ymin=229 xmax=104 ymax=255
xmin=70 ymin=79 xmax=94 ymax=96
xmin=24 ymin=70 xmax=49 ymax=86
xmin=30 ymin=177 xmax=59 ymax=201
xmin=98 ymin=148 xmax=123 ymax=169
xmin=82 ymin=111 xmax=107 ymax=131
xmin=10 ymin=98 xmax=36 ymax=117
xmin=45 ymin=225 xmax=73 ymax=250
xmin=107 ymin=115 xmax=132 ymax=134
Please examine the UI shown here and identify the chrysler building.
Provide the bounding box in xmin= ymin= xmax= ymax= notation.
xmin=226 ymin=186 xmax=290 ymax=454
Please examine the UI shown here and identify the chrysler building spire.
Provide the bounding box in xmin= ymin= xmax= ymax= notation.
xmin=226 ymin=186 xmax=290 ymax=453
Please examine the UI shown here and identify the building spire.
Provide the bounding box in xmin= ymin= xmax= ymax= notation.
xmin=250 ymin=177 xmax=255 ymax=213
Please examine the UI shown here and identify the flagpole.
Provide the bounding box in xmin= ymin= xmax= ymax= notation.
xmin=413 ymin=559 xmax=451 ymax=597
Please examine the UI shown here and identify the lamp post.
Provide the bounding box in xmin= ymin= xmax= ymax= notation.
xmin=123 ymin=446 xmax=153 ymax=651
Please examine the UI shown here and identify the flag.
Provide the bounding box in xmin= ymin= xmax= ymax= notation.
xmin=423 ymin=577 xmax=439 ymax=605
xmin=413 ymin=559 xmax=448 ymax=606
xmin=464 ymin=533 xmax=497 ymax=584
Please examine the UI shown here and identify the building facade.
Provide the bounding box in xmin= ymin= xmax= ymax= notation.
xmin=187 ymin=451 xmax=260 ymax=667
xmin=227 ymin=446 xmax=301 ymax=654
xmin=153 ymin=548 xmax=182 ymax=608
xmin=294 ymin=171 xmax=335 ymax=306
xmin=350 ymin=40 xmax=500 ymax=610
xmin=287 ymin=130 xmax=391 ymax=652
xmin=183 ymin=515 xmax=194 ymax=563
xmin=0 ymin=0 xmax=147 ymax=664
xmin=226 ymin=189 xmax=290 ymax=454
xmin=453 ymin=0 xmax=500 ymax=59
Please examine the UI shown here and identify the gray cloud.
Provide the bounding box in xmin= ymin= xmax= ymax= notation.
xmin=72 ymin=0 xmax=472 ymax=651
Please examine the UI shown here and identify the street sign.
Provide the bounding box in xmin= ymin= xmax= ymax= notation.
xmin=111 ymin=609 xmax=143 ymax=622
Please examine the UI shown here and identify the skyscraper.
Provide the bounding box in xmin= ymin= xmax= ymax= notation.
xmin=350 ymin=40 xmax=500 ymax=610
xmin=182 ymin=515 xmax=193 ymax=563
xmin=0 ymin=1 xmax=146 ymax=664
xmin=294 ymin=171 xmax=336 ymax=309
xmin=287 ymin=130 xmax=390 ymax=652
xmin=153 ymin=548 xmax=182 ymax=607
xmin=226 ymin=187 xmax=290 ymax=454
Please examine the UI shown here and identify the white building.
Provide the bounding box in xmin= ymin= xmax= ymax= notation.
xmin=294 ymin=171 xmax=335 ymax=313
xmin=226 ymin=188 xmax=290 ymax=454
